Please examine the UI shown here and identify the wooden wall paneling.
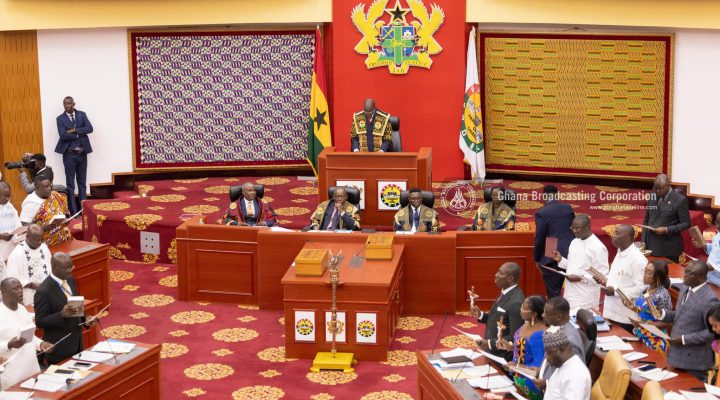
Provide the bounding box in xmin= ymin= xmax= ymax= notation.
xmin=0 ymin=30 xmax=43 ymax=210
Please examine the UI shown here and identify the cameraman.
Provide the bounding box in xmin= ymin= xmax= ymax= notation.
xmin=5 ymin=153 xmax=54 ymax=194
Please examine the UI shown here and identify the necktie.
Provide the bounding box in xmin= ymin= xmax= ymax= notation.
xmin=685 ymin=288 xmax=692 ymax=304
xmin=70 ymin=114 xmax=76 ymax=125
xmin=325 ymin=208 xmax=338 ymax=230
xmin=246 ymin=200 xmax=255 ymax=217
xmin=413 ymin=208 xmax=419 ymax=230
xmin=61 ymin=280 xmax=72 ymax=298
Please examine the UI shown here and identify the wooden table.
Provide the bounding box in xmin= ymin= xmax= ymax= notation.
xmin=418 ymin=330 xmax=707 ymax=400
xmin=7 ymin=342 xmax=161 ymax=399
xmin=176 ymin=216 xmax=542 ymax=314
xmin=51 ymin=239 xmax=110 ymax=309
xmin=281 ymin=242 xmax=404 ymax=361
xmin=589 ymin=325 xmax=703 ymax=399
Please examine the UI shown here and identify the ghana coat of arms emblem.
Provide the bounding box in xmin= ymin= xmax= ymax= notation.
xmin=351 ymin=0 xmax=445 ymax=74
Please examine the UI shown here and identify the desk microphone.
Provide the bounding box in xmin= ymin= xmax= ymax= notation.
xmin=430 ymin=311 xmax=449 ymax=356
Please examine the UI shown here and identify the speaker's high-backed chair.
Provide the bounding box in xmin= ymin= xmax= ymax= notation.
xmin=483 ymin=186 xmax=517 ymax=209
xmin=398 ymin=190 xmax=434 ymax=209
xmin=576 ymin=309 xmax=598 ymax=365
xmin=590 ymin=350 xmax=631 ymax=400
xmin=389 ymin=116 xmax=401 ymax=152
xmin=229 ymin=184 xmax=265 ymax=202
xmin=327 ymin=186 xmax=361 ymax=207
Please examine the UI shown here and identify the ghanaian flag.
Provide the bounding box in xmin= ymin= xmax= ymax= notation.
xmin=307 ymin=27 xmax=332 ymax=176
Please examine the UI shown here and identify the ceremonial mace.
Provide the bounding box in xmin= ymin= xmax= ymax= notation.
xmin=310 ymin=251 xmax=355 ymax=373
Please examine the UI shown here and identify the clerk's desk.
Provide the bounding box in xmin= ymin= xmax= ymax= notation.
xmin=6 ymin=342 xmax=161 ymax=399
xmin=417 ymin=324 xmax=707 ymax=400
xmin=176 ymin=216 xmax=543 ymax=313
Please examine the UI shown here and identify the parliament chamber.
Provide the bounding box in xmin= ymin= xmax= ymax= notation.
xmin=2 ymin=0 xmax=720 ymax=398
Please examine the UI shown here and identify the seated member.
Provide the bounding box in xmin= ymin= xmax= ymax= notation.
xmin=310 ymin=187 xmax=360 ymax=231
xmin=20 ymin=176 xmax=71 ymax=246
xmin=0 ymin=181 xmax=22 ymax=261
xmin=542 ymin=327 xmax=591 ymax=400
xmin=471 ymin=262 xmax=525 ymax=361
xmin=6 ymin=224 xmax=51 ymax=306
xmin=350 ymin=98 xmax=392 ymax=152
xmin=34 ymin=253 xmax=95 ymax=364
xmin=393 ymin=188 xmax=438 ymax=233
xmin=473 ymin=186 xmax=515 ymax=231
xmin=0 ymin=277 xmax=53 ymax=389
xmin=223 ymin=182 xmax=277 ymax=227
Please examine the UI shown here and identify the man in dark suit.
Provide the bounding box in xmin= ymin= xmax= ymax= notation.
xmin=222 ymin=182 xmax=277 ymax=227
xmin=534 ymin=185 xmax=575 ymax=298
xmin=55 ymin=96 xmax=93 ymax=215
xmin=34 ymin=252 xmax=92 ymax=364
xmin=661 ymin=260 xmax=719 ymax=381
xmin=471 ymin=262 xmax=525 ymax=361
xmin=641 ymin=174 xmax=690 ymax=262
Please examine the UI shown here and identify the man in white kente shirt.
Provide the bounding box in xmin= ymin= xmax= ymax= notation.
xmin=0 ymin=181 xmax=22 ymax=261
xmin=595 ymin=224 xmax=647 ymax=332
xmin=0 ymin=277 xmax=53 ymax=389
xmin=553 ymin=214 xmax=609 ymax=315
xmin=6 ymin=224 xmax=51 ymax=306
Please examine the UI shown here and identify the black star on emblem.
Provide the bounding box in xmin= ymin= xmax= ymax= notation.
xmin=386 ymin=1 xmax=410 ymax=23
xmin=313 ymin=108 xmax=327 ymax=130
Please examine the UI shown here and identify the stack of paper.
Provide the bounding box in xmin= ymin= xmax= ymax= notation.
xmin=60 ymin=359 xmax=98 ymax=371
xmin=467 ymin=374 xmax=514 ymax=390
xmin=92 ymin=339 xmax=135 ymax=354
xmin=0 ymin=392 xmax=35 ymax=400
xmin=463 ymin=365 xmax=497 ymax=378
xmin=633 ymin=366 xmax=677 ymax=381
xmin=677 ymin=390 xmax=719 ymax=400
xmin=596 ymin=336 xmax=633 ymax=351
xmin=73 ymin=350 xmax=115 ymax=363
xmin=20 ymin=375 xmax=66 ymax=392
xmin=622 ymin=351 xmax=648 ymax=362
xmin=439 ymin=348 xmax=481 ymax=360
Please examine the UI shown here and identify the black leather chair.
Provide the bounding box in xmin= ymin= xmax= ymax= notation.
xmin=389 ymin=116 xmax=401 ymax=152
xmin=576 ymin=308 xmax=598 ymax=365
xmin=483 ymin=186 xmax=517 ymax=209
xmin=398 ymin=190 xmax=434 ymax=209
xmin=328 ymin=186 xmax=361 ymax=207
xmin=229 ymin=184 xmax=265 ymax=202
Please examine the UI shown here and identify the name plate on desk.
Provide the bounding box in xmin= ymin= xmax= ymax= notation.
xmin=365 ymin=234 xmax=394 ymax=260
xmin=294 ymin=248 xmax=329 ymax=276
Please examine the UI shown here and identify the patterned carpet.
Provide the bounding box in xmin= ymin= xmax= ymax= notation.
xmin=82 ymin=177 xmax=710 ymax=264
xmin=101 ymin=259 xmax=478 ymax=399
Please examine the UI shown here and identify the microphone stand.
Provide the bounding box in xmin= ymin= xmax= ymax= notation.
xmin=93 ymin=317 xmax=119 ymax=365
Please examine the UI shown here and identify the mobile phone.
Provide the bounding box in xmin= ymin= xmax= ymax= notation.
xmin=621 ymin=336 xmax=640 ymax=342
xmin=638 ymin=364 xmax=656 ymax=372
xmin=73 ymin=362 xmax=91 ymax=367
xmin=54 ymin=368 xmax=74 ymax=374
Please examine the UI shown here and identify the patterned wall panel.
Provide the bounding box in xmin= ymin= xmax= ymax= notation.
xmin=479 ymin=32 xmax=672 ymax=179
xmin=130 ymin=31 xmax=314 ymax=170
xmin=0 ymin=31 xmax=44 ymax=210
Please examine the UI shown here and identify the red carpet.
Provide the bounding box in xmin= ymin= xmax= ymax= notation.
xmin=101 ymin=259 xmax=479 ymax=399
xmin=82 ymin=177 xmax=710 ymax=263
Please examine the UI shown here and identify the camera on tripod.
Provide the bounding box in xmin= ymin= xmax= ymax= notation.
xmin=4 ymin=156 xmax=34 ymax=170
